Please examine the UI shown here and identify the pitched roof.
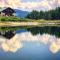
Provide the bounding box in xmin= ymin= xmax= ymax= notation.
xmin=2 ymin=7 xmax=15 ymax=13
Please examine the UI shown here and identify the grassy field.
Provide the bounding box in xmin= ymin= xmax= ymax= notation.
xmin=0 ymin=16 xmax=60 ymax=22
xmin=0 ymin=16 xmax=60 ymax=27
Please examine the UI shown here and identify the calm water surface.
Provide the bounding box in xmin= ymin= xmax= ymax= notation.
xmin=0 ymin=26 xmax=60 ymax=60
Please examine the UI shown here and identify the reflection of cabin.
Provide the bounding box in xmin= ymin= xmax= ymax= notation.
xmin=0 ymin=7 xmax=15 ymax=16
xmin=0 ymin=30 xmax=16 ymax=39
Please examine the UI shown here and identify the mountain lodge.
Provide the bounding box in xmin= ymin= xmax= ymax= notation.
xmin=0 ymin=7 xmax=15 ymax=16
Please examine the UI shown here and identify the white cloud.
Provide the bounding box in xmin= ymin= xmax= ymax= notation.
xmin=0 ymin=0 xmax=60 ymax=11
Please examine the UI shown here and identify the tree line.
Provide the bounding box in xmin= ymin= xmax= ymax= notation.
xmin=26 ymin=7 xmax=60 ymax=20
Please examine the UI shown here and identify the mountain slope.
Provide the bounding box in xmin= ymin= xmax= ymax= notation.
xmin=15 ymin=9 xmax=29 ymax=18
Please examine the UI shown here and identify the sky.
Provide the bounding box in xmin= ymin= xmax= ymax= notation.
xmin=0 ymin=0 xmax=60 ymax=11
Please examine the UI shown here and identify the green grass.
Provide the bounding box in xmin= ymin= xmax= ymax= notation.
xmin=0 ymin=16 xmax=21 ymax=21
xmin=0 ymin=16 xmax=60 ymax=23
xmin=0 ymin=16 xmax=60 ymax=27
xmin=0 ymin=16 xmax=32 ymax=22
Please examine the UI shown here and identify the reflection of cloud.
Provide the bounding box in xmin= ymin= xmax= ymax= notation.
xmin=0 ymin=35 xmax=22 ymax=52
xmin=50 ymin=41 xmax=60 ymax=53
xmin=0 ymin=32 xmax=60 ymax=53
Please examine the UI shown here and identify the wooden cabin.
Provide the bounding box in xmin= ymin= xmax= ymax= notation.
xmin=0 ymin=7 xmax=15 ymax=16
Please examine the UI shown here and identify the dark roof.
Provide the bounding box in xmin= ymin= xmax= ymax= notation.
xmin=2 ymin=7 xmax=15 ymax=13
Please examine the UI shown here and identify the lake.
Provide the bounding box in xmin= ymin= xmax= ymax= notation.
xmin=0 ymin=26 xmax=60 ymax=60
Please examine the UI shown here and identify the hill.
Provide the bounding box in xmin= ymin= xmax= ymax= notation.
xmin=15 ymin=9 xmax=29 ymax=18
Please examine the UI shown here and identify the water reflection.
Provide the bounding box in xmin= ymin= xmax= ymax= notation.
xmin=0 ymin=26 xmax=60 ymax=60
xmin=0 ymin=26 xmax=60 ymax=38
xmin=0 ymin=31 xmax=15 ymax=39
xmin=27 ymin=26 xmax=60 ymax=37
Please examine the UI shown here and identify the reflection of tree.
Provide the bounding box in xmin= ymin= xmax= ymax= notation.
xmin=0 ymin=26 xmax=60 ymax=39
xmin=27 ymin=26 xmax=60 ymax=37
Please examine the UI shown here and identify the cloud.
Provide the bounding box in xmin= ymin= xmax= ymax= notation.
xmin=0 ymin=0 xmax=60 ymax=11
xmin=0 ymin=32 xmax=60 ymax=53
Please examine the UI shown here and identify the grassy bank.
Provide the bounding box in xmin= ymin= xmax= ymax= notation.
xmin=0 ymin=16 xmax=60 ymax=27
xmin=0 ymin=16 xmax=60 ymax=22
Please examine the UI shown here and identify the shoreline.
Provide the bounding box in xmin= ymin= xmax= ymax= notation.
xmin=0 ymin=22 xmax=60 ymax=27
